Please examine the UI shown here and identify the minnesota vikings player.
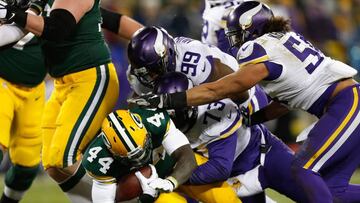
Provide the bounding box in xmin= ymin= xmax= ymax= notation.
xmin=154 ymin=72 xmax=310 ymax=203
xmin=202 ymin=0 xmax=243 ymax=54
xmin=131 ymin=1 xmax=360 ymax=202
xmin=126 ymin=26 xmax=242 ymax=98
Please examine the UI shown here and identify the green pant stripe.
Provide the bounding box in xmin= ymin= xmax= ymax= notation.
xmin=64 ymin=64 xmax=110 ymax=167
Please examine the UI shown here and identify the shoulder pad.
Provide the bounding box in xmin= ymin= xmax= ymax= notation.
xmin=237 ymin=41 xmax=269 ymax=67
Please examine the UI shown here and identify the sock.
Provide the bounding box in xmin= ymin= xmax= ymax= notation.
xmin=1 ymin=165 xmax=39 ymax=203
xmin=291 ymin=165 xmax=332 ymax=203
xmin=59 ymin=165 xmax=92 ymax=203
xmin=0 ymin=193 xmax=18 ymax=203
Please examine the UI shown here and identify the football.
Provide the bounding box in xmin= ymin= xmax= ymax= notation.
xmin=115 ymin=165 xmax=152 ymax=202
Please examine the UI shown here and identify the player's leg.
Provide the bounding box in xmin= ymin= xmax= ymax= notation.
xmin=0 ymin=82 xmax=45 ymax=203
xmin=0 ymin=78 xmax=15 ymax=203
xmin=258 ymin=126 xmax=309 ymax=202
xmin=42 ymin=64 xmax=119 ymax=202
xmin=309 ymin=86 xmax=360 ymax=202
xmin=178 ymin=153 xmax=241 ymax=203
xmin=292 ymin=85 xmax=360 ymax=202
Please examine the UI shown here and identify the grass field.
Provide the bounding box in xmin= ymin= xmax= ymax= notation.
xmin=1 ymin=170 xmax=360 ymax=203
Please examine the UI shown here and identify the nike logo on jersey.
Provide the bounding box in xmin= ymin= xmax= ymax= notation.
xmin=241 ymin=44 xmax=250 ymax=51
xmin=201 ymin=63 xmax=206 ymax=72
xmin=227 ymin=110 xmax=232 ymax=119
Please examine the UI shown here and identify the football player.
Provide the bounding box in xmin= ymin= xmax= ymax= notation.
xmin=82 ymin=109 xmax=196 ymax=203
xmin=0 ymin=1 xmax=47 ymax=203
xmin=153 ymin=72 xmax=310 ymax=203
xmin=201 ymin=0 xmax=243 ymax=54
xmin=125 ymin=26 xmax=248 ymax=103
xmin=130 ymin=1 xmax=360 ymax=202
xmin=0 ymin=1 xmax=144 ymax=202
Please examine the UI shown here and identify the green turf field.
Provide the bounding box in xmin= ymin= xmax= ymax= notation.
xmin=1 ymin=170 xmax=360 ymax=203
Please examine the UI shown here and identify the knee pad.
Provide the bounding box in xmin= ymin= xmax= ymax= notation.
xmin=5 ymin=164 xmax=39 ymax=191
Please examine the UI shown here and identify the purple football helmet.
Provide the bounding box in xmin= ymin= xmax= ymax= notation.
xmin=225 ymin=1 xmax=274 ymax=47
xmin=128 ymin=26 xmax=176 ymax=88
xmin=154 ymin=72 xmax=198 ymax=133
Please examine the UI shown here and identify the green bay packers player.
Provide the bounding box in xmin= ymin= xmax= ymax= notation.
xmin=82 ymin=109 xmax=196 ymax=203
xmin=0 ymin=1 xmax=47 ymax=203
xmin=0 ymin=0 xmax=141 ymax=202
xmin=0 ymin=0 xmax=144 ymax=201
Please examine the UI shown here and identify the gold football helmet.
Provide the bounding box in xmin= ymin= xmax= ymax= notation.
xmin=101 ymin=110 xmax=152 ymax=167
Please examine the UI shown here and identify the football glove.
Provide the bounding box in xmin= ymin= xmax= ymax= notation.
xmin=149 ymin=176 xmax=178 ymax=192
xmin=127 ymin=92 xmax=187 ymax=109
xmin=240 ymin=106 xmax=251 ymax=127
xmin=135 ymin=164 xmax=159 ymax=198
xmin=0 ymin=0 xmax=17 ymax=24
xmin=29 ymin=0 xmax=47 ymax=14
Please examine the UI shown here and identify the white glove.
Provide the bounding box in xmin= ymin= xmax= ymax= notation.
xmin=135 ymin=164 xmax=159 ymax=198
xmin=149 ymin=176 xmax=178 ymax=192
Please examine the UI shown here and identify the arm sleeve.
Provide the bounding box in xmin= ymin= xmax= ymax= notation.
xmin=189 ymin=132 xmax=237 ymax=184
xmin=100 ymin=7 xmax=121 ymax=34
xmin=0 ymin=24 xmax=26 ymax=47
xmin=91 ymin=180 xmax=117 ymax=203
xmin=162 ymin=120 xmax=190 ymax=155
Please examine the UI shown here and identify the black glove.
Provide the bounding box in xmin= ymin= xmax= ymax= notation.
xmin=29 ymin=0 xmax=47 ymax=14
xmin=240 ymin=106 xmax=251 ymax=127
xmin=0 ymin=0 xmax=17 ymax=24
xmin=127 ymin=92 xmax=187 ymax=109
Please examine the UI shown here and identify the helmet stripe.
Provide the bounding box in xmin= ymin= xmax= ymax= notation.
xmin=113 ymin=111 xmax=139 ymax=148
xmin=154 ymin=27 xmax=166 ymax=57
xmin=108 ymin=112 xmax=137 ymax=152
xmin=239 ymin=3 xmax=262 ymax=29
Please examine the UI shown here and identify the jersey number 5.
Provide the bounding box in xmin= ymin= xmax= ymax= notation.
xmin=283 ymin=35 xmax=324 ymax=74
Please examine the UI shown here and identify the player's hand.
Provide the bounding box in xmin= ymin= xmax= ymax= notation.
xmin=149 ymin=176 xmax=178 ymax=192
xmin=127 ymin=93 xmax=169 ymax=109
xmin=240 ymin=106 xmax=251 ymax=126
xmin=29 ymin=0 xmax=48 ymax=14
xmin=135 ymin=164 xmax=159 ymax=198
xmin=0 ymin=0 xmax=17 ymax=24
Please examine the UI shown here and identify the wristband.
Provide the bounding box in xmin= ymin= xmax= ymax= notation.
xmin=169 ymin=92 xmax=187 ymax=109
xmin=165 ymin=176 xmax=179 ymax=189
xmin=13 ymin=11 xmax=28 ymax=28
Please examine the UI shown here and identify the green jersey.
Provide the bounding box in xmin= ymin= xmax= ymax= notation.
xmin=82 ymin=108 xmax=189 ymax=181
xmin=42 ymin=0 xmax=111 ymax=77
xmin=0 ymin=33 xmax=46 ymax=87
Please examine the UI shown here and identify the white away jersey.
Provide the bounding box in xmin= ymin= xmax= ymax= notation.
xmin=186 ymin=98 xmax=243 ymax=153
xmin=203 ymin=0 xmax=243 ymax=27
xmin=236 ymin=31 xmax=357 ymax=110
xmin=128 ymin=37 xmax=238 ymax=95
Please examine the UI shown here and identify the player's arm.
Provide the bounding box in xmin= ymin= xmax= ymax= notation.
xmin=100 ymin=7 xmax=143 ymax=40
xmin=0 ymin=0 xmax=93 ymax=41
xmin=189 ymin=132 xmax=238 ymax=184
xmin=0 ymin=1 xmax=44 ymax=47
xmin=161 ymin=120 xmax=197 ymax=188
xmin=249 ymin=101 xmax=290 ymax=125
xmin=91 ymin=177 xmax=117 ymax=203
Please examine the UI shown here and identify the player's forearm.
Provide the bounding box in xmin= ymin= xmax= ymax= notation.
xmin=24 ymin=13 xmax=44 ymax=36
xmin=169 ymin=145 xmax=196 ymax=186
xmin=118 ymin=15 xmax=143 ymax=39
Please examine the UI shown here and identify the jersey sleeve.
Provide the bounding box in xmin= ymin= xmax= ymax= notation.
xmin=202 ymin=100 xmax=243 ymax=145
xmin=236 ymin=41 xmax=269 ymax=67
xmin=82 ymin=135 xmax=129 ymax=182
xmin=237 ymin=40 xmax=283 ymax=80
xmin=207 ymin=44 xmax=239 ymax=72
xmin=162 ymin=119 xmax=190 ymax=155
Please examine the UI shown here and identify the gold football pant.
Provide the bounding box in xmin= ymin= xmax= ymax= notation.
xmin=156 ymin=153 xmax=241 ymax=203
xmin=42 ymin=63 xmax=119 ymax=169
xmin=0 ymin=77 xmax=45 ymax=167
